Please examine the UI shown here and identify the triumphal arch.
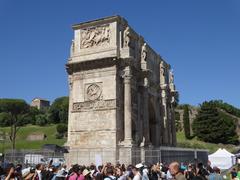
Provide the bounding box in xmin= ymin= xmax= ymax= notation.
xmin=65 ymin=16 xmax=178 ymax=165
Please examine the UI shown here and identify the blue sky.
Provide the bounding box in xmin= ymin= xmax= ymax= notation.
xmin=0 ymin=0 xmax=239 ymax=107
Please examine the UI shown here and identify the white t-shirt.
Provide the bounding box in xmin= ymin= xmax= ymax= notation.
xmin=166 ymin=170 xmax=173 ymax=180
xmin=104 ymin=175 xmax=116 ymax=180
xmin=36 ymin=170 xmax=42 ymax=180
xmin=133 ymin=172 xmax=142 ymax=180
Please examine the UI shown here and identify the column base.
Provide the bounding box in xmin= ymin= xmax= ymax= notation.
xmin=140 ymin=141 xmax=153 ymax=148
xmin=119 ymin=138 xmax=135 ymax=147
xmin=140 ymin=136 xmax=152 ymax=148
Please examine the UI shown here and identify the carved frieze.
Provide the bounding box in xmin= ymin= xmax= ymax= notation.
xmin=72 ymin=99 xmax=116 ymax=112
xmin=80 ymin=24 xmax=110 ymax=49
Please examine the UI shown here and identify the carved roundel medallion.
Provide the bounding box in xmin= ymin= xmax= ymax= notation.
xmin=86 ymin=83 xmax=102 ymax=101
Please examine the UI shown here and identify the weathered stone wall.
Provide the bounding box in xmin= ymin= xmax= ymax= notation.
xmin=67 ymin=66 xmax=118 ymax=149
xmin=66 ymin=15 xmax=178 ymax=164
xmin=26 ymin=133 xmax=46 ymax=141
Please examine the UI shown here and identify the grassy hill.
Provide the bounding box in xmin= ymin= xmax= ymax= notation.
xmin=0 ymin=124 xmax=66 ymax=153
xmin=176 ymin=131 xmax=237 ymax=154
xmin=175 ymin=101 xmax=240 ymax=154
xmin=0 ymin=124 xmax=238 ymax=154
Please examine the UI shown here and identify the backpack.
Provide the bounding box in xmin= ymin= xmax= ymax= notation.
xmin=105 ymin=176 xmax=116 ymax=180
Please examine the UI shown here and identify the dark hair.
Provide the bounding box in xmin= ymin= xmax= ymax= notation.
xmin=79 ymin=165 xmax=85 ymax=173
xmin=90 ymin=164 xmax=96 ymax=170
xmin=72 ymin=164 xmax=80 ymax=173
xmin=15 ymin=164 xmax=22 ymax=173
xmin=121 ymin=164 xmax=126 ymax=172
xmin=95 ymin=172 xmax=104 ymax=180
xmin=106 ymin=166 xmax=114 ymax=175
xmin=36 ymin=163 xmax=42 ymax=170
xmin=197 ymin=163 xmax=203 ymax=169
xmin=98 ymin=165 xmax=103 ymax=171
xmin=213 ymin=167 xmax=220 ymax=174
xmin=127 ymin=165 xmax=133 ymax=171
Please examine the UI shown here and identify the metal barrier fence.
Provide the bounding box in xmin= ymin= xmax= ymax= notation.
xmin=130 ymin=147 xmax=208 ymax=165
xmin=65 ymin=147 xmax=209 ymax=166
xmin=4 ymin=147 xmax=208 ymax=167
xmin=4 ymin=150 xmax=64 ymax=167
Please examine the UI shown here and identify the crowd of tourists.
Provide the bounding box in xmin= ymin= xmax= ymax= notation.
xmin=0 ymin=160 xmax=224 ymax=180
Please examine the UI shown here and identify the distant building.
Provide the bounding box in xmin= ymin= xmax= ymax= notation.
xmin=31 ymin=98 xmax=50 ymax=110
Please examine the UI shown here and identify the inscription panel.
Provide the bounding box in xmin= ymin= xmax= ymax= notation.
xmin=72 ymin=99 xmax=116 ymax=112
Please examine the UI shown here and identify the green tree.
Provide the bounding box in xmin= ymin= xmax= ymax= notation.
xmin=0 ymin=112 xmax=11 ymax=127
xmin=48 ymin=97 xmax=69 ymax=124
xmin=183 ymin=105 xmax=191 ymax=139
xmin=35 ymin=114 xmax=48 ymax=126
xmin=192 ymin=101 xmax=238 ymax=144
xmin=56 ymin=123 xmax=68 ymax=139
xmin=27 ymin=106 xmax=41 ymax=124
xmin=56 ymin=123 xmax=68 ymax=134
xmin=0 ymin=99 xmax=30 ymax=149
xmin=210 ymin=100 xmax=240 ymax=118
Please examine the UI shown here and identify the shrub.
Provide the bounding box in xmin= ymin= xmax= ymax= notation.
xmin=56 ymin=124 xmax=68 ymax=135
xmin=55 ymin=133 xmax=64 ymax=139
xmin=35 ymin=114 xmax=48 ymax=126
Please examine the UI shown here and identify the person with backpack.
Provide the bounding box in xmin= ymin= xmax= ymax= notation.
xmin=104 ymin=166 xmax=116 ymax=180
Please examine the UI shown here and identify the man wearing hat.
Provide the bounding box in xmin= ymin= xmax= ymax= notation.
xmin=132 ymin=164 xmax=143 ymax=180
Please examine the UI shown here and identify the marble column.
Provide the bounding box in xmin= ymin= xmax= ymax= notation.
xmin=67 ymin=75 xmax=73 ymax=145
xmin=162 ymin=89 xmax=169 ymax=145
xmin=123 ymin=66 xmax=133 ymax=146
xmin=143 ymin=78 xmax=151 ymax=146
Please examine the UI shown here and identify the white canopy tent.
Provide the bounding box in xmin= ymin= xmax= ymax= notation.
xmin=208 ymin=148 xmax=236 ymax=169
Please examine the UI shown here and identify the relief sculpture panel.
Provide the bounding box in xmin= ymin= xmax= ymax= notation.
xmin=80 ymin=24 xmax=110 ymax=49
xmin=85 ymin=83 xmax=103 ymax=101
xmin=86 ymin=83 xmax=102 ymax=101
